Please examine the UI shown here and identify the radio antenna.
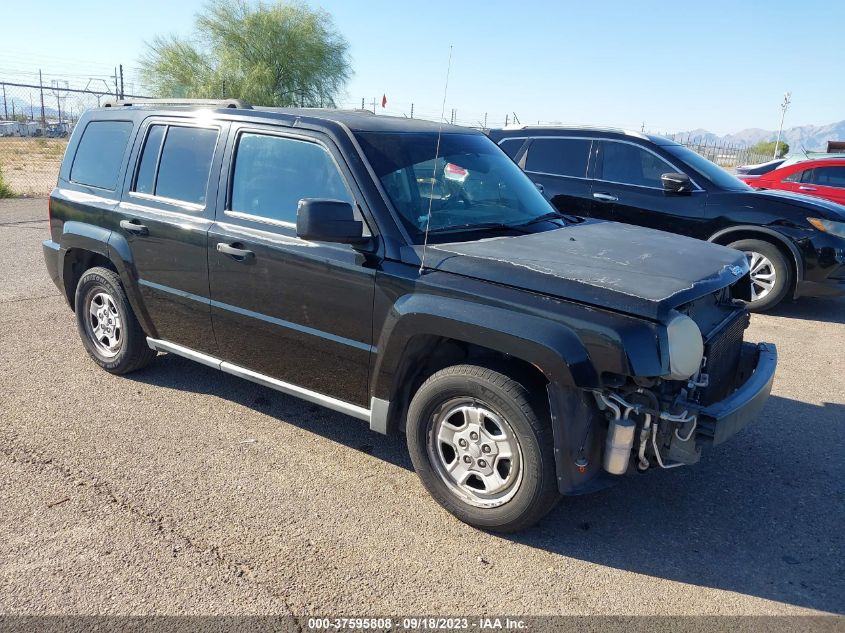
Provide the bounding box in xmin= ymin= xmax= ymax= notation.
xmin=419 ymin=45 xmax=453 ymax=275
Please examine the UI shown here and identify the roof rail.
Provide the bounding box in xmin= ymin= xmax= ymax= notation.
xmin=103 ymin=98 xmax=252 ymax=109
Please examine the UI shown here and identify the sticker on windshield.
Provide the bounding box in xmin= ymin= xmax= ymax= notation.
xmin=444 ymin=162 xmax=469 ymax=183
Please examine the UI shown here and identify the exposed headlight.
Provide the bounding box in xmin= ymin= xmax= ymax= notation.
xmin=665 ymin=313 xmax=704 ymax=380
xmin=808 ymin=217 xmax=845 ymax=239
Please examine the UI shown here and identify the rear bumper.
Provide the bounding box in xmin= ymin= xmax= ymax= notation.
xmin=42 ymin=239 xmax=62 ymax=291
xmin=695 ymin=342 xmax=777 ymax=445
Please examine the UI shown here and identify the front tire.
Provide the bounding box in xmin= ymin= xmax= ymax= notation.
xmin=406 ymin=364 xmax=559 ymax=532
xmin=728 ymin=239 xmax=792 ymax=311
xmin=74 ymin=266 xmax=157 ymax=374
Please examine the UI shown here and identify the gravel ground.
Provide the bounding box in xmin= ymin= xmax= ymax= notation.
xmin=0 ymin=198 xmax=843 ymax=617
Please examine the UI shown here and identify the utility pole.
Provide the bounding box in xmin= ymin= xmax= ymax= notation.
xmin=119 ymin=64 xmax=125 ymax=99
xmin=361 ymin=97 xmax=365 ymax=110
xmin=371 ymin=97 xmax=376 ymax=114
xmin=410 ymin=103 xmax=414 ymax=119
xmin=113 ymin=67 xmax=119 ymax=98
xmin=39 ymin=70 xmax=46 ymax=134
xmin=773 ymin=92 xmax=791 ymax=159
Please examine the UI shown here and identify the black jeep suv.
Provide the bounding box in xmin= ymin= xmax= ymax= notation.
xmin=44 ymin=100 xmax=777 ymax=532
xmin=489 ymin=126 xmax=845 ymax=311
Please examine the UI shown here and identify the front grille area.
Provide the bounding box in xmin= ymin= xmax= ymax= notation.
xmin=700 ymin=310 xmax=749 ymax=405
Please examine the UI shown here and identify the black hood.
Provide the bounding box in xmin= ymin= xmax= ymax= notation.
xmin=411 ymin=220 xmax=748 ymax=321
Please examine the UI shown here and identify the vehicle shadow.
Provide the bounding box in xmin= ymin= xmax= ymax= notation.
xmin=127 ymin=353 xmax=415 ymax=469
xmin=519 ymin=394 xmax=845 ymax=614
xmin=768 ymin=295 xmax=845 ymax=324
xmin=128 ymin=357 xmax=844 ymax=614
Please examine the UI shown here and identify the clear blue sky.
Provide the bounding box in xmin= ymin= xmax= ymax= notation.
xmin=1 ymin=0 xmax=842 ymax=134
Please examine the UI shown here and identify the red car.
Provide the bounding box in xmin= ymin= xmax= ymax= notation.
xmin=738 ymin=158 xmax=845 ymax=206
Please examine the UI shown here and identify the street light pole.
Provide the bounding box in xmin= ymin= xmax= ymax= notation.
xmin=773 ymin=92 xmax=791 ymax=159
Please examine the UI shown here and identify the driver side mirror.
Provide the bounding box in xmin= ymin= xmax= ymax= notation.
xmin=661 ymin=172 xmax=693 ymax=194
xmin=296 ymin=199 xmax=369 ymax=245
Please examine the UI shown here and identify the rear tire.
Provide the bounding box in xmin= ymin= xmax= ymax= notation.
xmin=74 ymin=266 xmax=157 ymax=374
xmin=406 ymin=364 xmax=560 ymax=533
xmin=727 ymin=239 xmax=792 ymax=311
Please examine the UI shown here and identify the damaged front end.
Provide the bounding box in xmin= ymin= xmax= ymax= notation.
xmin=549 ymin=283 xmax=777 ymax=496
xmin=594 ymin=303 xmax=777 ymax=477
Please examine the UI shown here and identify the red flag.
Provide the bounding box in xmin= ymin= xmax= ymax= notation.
xmin=381 ymin=94 xmax=387 ymax=108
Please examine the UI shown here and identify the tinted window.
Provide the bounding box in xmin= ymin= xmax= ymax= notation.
xmin=133 ymin=125 xmax=166 ymax=194
xmin=783 ymin=169 xmax=810 ymax=183
xmin=70 ymin=120 xmax=133 ymax=190
xmin=811 ymin=166 xmax=845 ymax=188
xmin=230 ymin=133 xmax=351 ymax=224
xmin=525 ymin=138 xmax=591 ymax=178
xmin=599 ymin=141 xmax=673 ymax=188
xmin=154 ymin=126 xmax=218 ymax=205
xmin=499 ymin=138 xmax=525 ymax=159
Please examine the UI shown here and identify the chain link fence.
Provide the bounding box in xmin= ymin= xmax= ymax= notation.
xmin=0 ymin=80 xmax=149 ymax=197
xmin=1 ymin=78 xmax=770 ymax=198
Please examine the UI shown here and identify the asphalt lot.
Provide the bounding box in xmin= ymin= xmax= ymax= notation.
xmin=0 ymin=197 xmax=843 ymax=617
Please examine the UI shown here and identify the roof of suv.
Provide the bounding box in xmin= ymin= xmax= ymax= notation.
xmin=488 ymin=125 xmax=678 ymax=146
xmin=97 ymin=102 xmax=477 ymax=135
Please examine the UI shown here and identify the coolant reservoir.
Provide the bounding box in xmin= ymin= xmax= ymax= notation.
xmin=603 ymin=416 xmax=636 ymax=475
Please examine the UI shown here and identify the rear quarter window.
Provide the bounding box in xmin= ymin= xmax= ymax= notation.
xmin=70 ymin=120 xmax=133 ymax=190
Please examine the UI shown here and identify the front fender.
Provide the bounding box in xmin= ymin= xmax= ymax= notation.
xmin=371 ymin=293 xmax=599 ymax=403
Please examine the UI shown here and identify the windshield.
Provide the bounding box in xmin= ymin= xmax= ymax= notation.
xmin=355 ymin=132 xmax=559 ymax=242
xmin=664 ymin=144 xmax=752 ymax=191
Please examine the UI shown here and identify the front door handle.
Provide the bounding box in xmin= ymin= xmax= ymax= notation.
xmin=798 ymin=185 xmax=817 ymax=191
xmin=593 ymin=192 xmax=619 ymax=202
xmin=217 ymin=242 xmax=255 ymax=261
xmin=119 ymin=219 xmax=149 ymax=236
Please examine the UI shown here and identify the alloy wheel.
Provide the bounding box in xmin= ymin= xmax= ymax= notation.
xmin=745 ymin=250 xmax=777 ymax=302
xmin=84 ymin=290 xmax=123 ymax=358
xmin=427 ymin=398 xmax=523 ymax=508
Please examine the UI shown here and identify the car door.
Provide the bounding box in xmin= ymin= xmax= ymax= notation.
xmin=777 ymin=165 xmax=816 ymax=196
xmin=207 ymin=125 xmax=376 ymax=407
xmin=590 ymin=139 xmax=707 ymax=236
xmin=518 ymin=136 xmax=594 ymax=216
xmin=112 ymin=118 xmax=228 ymax=356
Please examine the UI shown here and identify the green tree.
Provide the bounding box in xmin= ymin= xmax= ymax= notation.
xmin=140 ymin=0 xmax=351 ymax=107
xmin=750 ymin=140 xmax=790 ymax=158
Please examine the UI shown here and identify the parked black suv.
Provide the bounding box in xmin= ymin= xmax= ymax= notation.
xmin=489 ymin=126 xmax=845 ymax=311
xmin=44 ymin=101 xmax=777 ymax=531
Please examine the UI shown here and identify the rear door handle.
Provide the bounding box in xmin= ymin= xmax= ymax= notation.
xmin=216 ymin=242 xmax=255 ymax=261
xmin=592 ymin=192 xmax=619 ymax=202
xmin=798 ymin=186 xmax=817 ymax=191
xmin=119 ymin=219 xmax=149 ymax=236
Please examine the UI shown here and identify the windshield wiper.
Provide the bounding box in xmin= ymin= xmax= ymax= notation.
xmin=515 ymin=211 xmax=579 ymax=226
xmin=427 ymin=222 xmax=529 ymax=235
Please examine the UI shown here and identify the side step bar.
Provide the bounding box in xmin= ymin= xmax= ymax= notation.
xmin=146 ymin=337 xmax=389 ymax=433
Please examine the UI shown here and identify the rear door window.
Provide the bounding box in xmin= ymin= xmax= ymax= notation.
xmin=524 ymin=138 xmax=591 ymax=178
xmin=133 ymin=124 xmax=166 ymax=194
xmin=154 ymin=126 xmax=219 ymax=205
xmin=598 ymin=141 xmax=674 ymax=188
xmin=70 ymin=120 xmax=133 ymax=190
xmin=783 ymin=168 xmax=813 ymax=183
